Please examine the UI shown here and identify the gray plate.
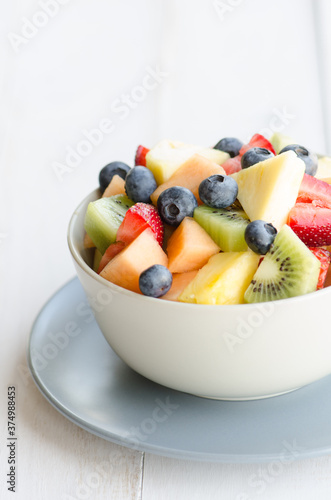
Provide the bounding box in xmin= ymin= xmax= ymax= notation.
xmin=28 ymin=278 xmax=331 ymax=463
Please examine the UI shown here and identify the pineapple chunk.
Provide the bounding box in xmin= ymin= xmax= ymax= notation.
xmin=179 ymin=252 xmax=259 ymax=305
xmin=231 ymin=151 xmax=305 ymax=230
xmin=146 ymin=140 xmax=229 ymax=185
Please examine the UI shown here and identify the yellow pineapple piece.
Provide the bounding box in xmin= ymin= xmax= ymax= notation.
xmin=316 ymin=156 xmax=331 ymax=181
xmin=179 ymin=251 xmax=259 ymax=305
xmin=231 ymin=151 xmax=305 ymax=230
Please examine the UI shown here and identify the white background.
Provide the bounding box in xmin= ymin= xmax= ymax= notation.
xmin=1 ymin=0 xmax=331 ymax=499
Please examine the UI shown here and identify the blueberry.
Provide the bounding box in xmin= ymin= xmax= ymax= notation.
xmin=279 ymin=144 xmax=318 ymax=176
xmin=125 ymin=166 xmax=157 ymax=203
xmin=99 ymin=161 xmax=130 ymax=193
xmin=241 ymin=147 xmax=274 ymax=169
xmin=214 ymin=137 xmax=243 ymax=158
xmin=199 ymin=175 xmax=238 ymax=209
xmin=157 ymin=187 xmax=198 ymax=227
xmin=245 ymin=220 xmax=277 ymax=255
xmin=139 ymin=265 xmax=173 ymax=297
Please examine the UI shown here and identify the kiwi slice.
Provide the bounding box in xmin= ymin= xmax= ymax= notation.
xmin=84 ymin=194 xmax=134 ymax=254
xmin=193 ymin=205 xmax=249 ymax=252
xmin=244 ymin=225 xmax=321 ymax=303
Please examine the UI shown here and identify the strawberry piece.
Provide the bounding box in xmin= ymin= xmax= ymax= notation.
xmin=297 ymin=174 xmax=331 ymax=208
xmin=221 ymin=155 xmax=242 ymax=174
xmin=309 ymin=247 xmax=331 ymax=289
xmin=135 ymin=145 xmax=150 ymax=166
xmin=239 ymin=134 xmax=276 ymax=156
xmin=97 ymin=241 xmax=126 ymax=274
xmin=221 ymin=134 xmax=275 ymax=174
xmin=117 ymin=203 xmax=164 ymax=246
xmin=288 ymin=203 xmax=331 ymax=246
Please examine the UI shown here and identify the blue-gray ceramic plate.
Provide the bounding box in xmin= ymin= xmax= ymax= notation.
xmin=28 ymin=278 xmax=331 ymax=463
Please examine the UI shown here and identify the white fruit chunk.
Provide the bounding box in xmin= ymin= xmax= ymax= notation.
xmin=231 ymin=151 xmax=305 ymax=230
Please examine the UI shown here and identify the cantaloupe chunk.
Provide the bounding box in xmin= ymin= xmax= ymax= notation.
xmin=179 ymin=251 xmax=260 ymax=305
xmin=146 ymin=140 xmax=229 ymax=185
xmin=231 ymin=151 xmax=305 ymax=230
xmin=320 ymin=178 xmax=331 ymax=185
xmin=84 ymin=232 xmax=95 ymax=248
xmin=167 ymin=217 xmax=220 ymax=273
xmin=150 ymin=154 xmax=226 ymax=205
xmin=100 ymin=228 xmax=168 ymax=293
xmin=92 ymin=248 xmax=103 ymax=272
xmin=161 ymin=271 xmax=198 ymax=301
xmin=102 ymin=175 xmax=126 ymax=197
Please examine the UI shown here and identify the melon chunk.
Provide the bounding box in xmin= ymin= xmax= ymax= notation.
xmin=92 ymin=248 xmax=103 ymax=272
xmin=270 ymin=132 xmax=294 ymax=154
xmin=84 ymin=232 xmax=95 ymax=248
xmin=231 ymin=150 xmax=305 ymax=230
xmin=146 ymin=140 xmax=229 ymax=185
xmin=179 ymin=251 xmax=260 ymax=305
xmin=167 ymin=217 xmax=220 ymax=273
xmin=100 ymin=229 xmax=168 ymax=293
xmin=150 ymin=154 xmax=226 ymax=205
xmin=102 ymin=175 xmax=126 ymax=197
xmin=161 ymin=271 xmax=198 ymax=301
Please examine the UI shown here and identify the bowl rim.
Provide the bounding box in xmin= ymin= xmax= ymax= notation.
xmin=67 ymin=188 xmax=331 ymax=309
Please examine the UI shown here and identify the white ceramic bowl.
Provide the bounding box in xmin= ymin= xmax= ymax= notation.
xmin=68 ymin=189 xmax=331 ymax=400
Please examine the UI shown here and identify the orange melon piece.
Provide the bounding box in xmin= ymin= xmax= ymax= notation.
xmin=102 ymin=175 xmax=126 ymax=198
xmin=84 ymin=232 xmax=95 ymax=248
xmin=161 ymin=271 xmax=198 ymax=301
xmin=321 ymin=177 xmax=331 ymax=185
xmin=150 ymin=154 xmax=226 ymax=205
xmin=100 ymin=228 xmax=168 ymax=293
xmin=167 ymin=217 xmax=220 ymax=273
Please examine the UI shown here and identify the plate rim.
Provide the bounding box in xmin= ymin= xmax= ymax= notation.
xmin=27 ymin=277 xmax=331 ymax=464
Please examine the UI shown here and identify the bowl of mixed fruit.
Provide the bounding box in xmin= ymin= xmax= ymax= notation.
xmin=68 ymin=132 xmax=331 ymax=400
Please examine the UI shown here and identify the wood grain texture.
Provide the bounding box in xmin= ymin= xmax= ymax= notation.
xmin=1 ymin=0 xmax=331 ymax=499
xmin=142 ymin=454 xmax=331 ymax=500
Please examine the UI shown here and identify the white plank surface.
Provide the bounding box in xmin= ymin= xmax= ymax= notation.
xmin=1 ymin=0 xmax=331 ymax=499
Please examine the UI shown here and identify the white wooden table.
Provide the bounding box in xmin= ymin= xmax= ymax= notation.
xmin=2 ymin=1 xmax=331 ymax=498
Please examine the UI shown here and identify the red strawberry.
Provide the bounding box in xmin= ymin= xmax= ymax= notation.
xmin=117 ymin=203 xmax=164 ymax=246
xmin=135 ymin=145 xmax=150 ymax=166
xmin=309 ymin=247 xmax=331 ymax=289
xmin=288 ymin=203 xmax=331 ymax=246
xmin=221 ymin=155 xmax=242 ymax=174
xmin=97 ymin=241 xmax=126 ymax=274
xmin=239 ymin=134 xmax=276 ymax=156
xmin=297 ymin=174 xmax=331 ymax=208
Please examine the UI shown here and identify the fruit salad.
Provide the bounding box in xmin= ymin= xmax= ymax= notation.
xmin=83 ymin=133 xmax=331 ymax=304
